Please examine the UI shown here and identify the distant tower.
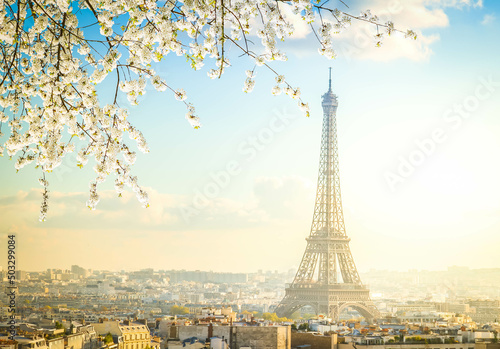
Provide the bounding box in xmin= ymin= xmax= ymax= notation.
xmin=274 ymin=69 xmax=379 ymax=322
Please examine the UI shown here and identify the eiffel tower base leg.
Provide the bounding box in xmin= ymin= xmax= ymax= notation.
xmin=275 ymin=291 xmax=379 ymax=323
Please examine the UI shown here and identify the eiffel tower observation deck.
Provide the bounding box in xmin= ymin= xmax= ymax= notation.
xmin=274 ymin=69 xmax=379 ymax=322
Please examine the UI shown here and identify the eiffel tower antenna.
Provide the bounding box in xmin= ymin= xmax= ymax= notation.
xmin=328 ymin=67 xmax=332 ymax=92
xmin=274 ymin=69 xmax=379 ymax=322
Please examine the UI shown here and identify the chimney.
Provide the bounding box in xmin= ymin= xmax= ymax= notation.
xmin=208 ymin=323 xmax=213 ymax=338
xmin=169 ymin=325 xmax=178 ymax=340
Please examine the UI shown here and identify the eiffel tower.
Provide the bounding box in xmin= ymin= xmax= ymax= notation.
xmin=275 ymin=69 xmax=379 ymax=322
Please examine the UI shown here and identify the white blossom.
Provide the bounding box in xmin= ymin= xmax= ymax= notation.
xmin=243 ymin=78 xmax=256 ymax=93
xmin=245 ymin=70 xmax=256 ymax=78
xmin=87 ymin=182 xmax=100 ymax=210
xmin=175 ymin=89 xmax=188 ymax=101
xmin=0 ymin=0 xmax=411 ymax=219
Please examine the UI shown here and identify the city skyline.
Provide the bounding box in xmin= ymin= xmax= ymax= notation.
xmin=1 ymin=264 xmax=497 ymax=275
xmin=1 ymin=0 xmax=500 ymax=273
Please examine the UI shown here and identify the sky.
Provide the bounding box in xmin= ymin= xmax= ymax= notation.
xmin=1 ymin=0 xmax=500 ymax=274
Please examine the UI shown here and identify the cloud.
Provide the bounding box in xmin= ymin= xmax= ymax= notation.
xmin=280 ymin=3 xmax=311 ymax=39
xmin=330 ymin=0 xmax=449 ymax=62
xmin=253 ymin=175 xmax=315 ymax=219
xmin=366 ymin=0 xmax=449 ymax=29
xmin=280 ymin=0 xmax=482 ymax=62
xmin=335 ymin=29 xmax=440 ymax=62
xmin=0 ymin=176 xmax=315 ymax=272
xmin=481 ymin=14 xmax=495 ymax=25
xmin=423 ymin=0 xmax=482 ymax=9
xmin=446 ymin=0 xmax=482 ymax=8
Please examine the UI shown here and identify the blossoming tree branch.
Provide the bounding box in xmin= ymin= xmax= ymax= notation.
xmin=0 ymin=0 xmax=416 ymax=221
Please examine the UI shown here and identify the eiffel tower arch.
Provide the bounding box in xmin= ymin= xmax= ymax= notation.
xmin=275 ymin=69 xmax=379 ymax=322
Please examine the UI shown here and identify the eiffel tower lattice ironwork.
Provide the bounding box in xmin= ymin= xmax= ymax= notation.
xmin=274 ymin=69 xmax=379 ymax=322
